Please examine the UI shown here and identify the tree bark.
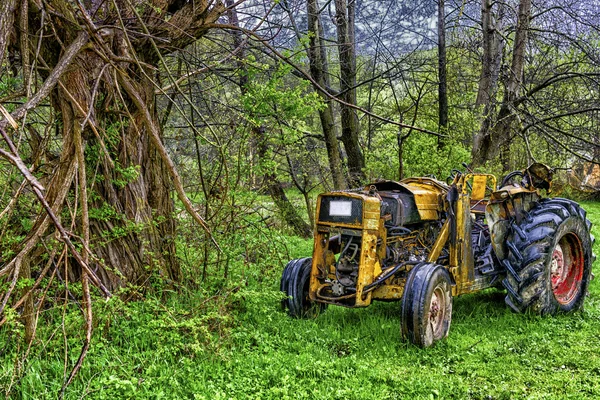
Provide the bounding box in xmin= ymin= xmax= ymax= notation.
xmin=0 ymin=0 xmax=18 ymax=72
xmin=497 ymin=0 xmax=531 ymax=171
xmin=471 ymin=0 xmax=511 ymax=167
xmin=437 ymin=0 xmax=448 ymax=149
xmin=398 ymin=133 xmax=405 ymax=180
xmin=334 ymin=0 xmax=365 ymax=187
xmin=88 ymin=73 xmax=180 ymax=289
xmin=307 ymin=0 xmax=346 ymax=190
xmin=491 ymin=0 xmax=531 ymax=171
xmin=1 ymin=0 xmax=226 ymax=291
xmin=475 ymin=0 xmax=505 ymax=108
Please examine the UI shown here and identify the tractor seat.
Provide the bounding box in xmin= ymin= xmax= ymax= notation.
xmin=470 ymin=175 xmax=490 ymax=214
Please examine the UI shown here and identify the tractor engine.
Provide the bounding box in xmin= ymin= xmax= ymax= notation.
xmin=383 ymin=223 xmax=440 ymax=265
xmin=331 ymin=223 xmax=440 ymax=296
xmin=309 ymin=179 xmax=448 ymax=307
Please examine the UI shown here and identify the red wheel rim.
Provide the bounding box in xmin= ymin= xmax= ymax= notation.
xmin=551 ymin=232 xmax=584 ymax=305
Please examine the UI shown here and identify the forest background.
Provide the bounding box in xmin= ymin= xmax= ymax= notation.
xmin=0 ymin=0 xmax=599 ymax=398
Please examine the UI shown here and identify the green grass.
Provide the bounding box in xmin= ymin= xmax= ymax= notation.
xmin=1 ymin=201 xmax=600 ymax=399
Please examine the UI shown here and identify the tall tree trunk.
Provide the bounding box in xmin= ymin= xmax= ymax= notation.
xmin=472 ymin=0 xmax=506 ymax=166
xmin=490 ymin=0 xmax=532 ymax=171
xmin=307 ymin=0 xmax=346 ymax=190
xmin=437 ymin=0 xmax=448 ymax=149
xmin=0 ymin=0 xmax=17 ymax=71
xmin=335 ymin=0 xmax=365 ymax=187
xmin=475 ymin=0 xmax=505 ymax=108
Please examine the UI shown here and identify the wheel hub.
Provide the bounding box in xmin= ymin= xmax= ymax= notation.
xmin=551 ymin=233 xmax=585 ymax=305
xmin=430 ymin=294 xmax=440 ymax=320
xmin=551 ymin=244 xmax=566 ymax=289
xmin=428 ymin=288 xmax=445 ymax=337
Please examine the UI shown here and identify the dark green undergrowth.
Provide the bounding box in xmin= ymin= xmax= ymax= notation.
xmin=1 ymin=201 xmax=600 ymax=399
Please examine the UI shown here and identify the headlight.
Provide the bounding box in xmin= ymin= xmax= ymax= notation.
xmin=329 ymin=200 xmax=352 ymax=217
xmin=318 ymin=196 xmax=362 ymax=224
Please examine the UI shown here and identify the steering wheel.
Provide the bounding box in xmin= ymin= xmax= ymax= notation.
xmin=500 ymin=170 xmax=524 ymax=188
xmin=446 ymin=168 xmax=473 ymax=191
xmin=446 ymin=169 xmax=463 ymax=184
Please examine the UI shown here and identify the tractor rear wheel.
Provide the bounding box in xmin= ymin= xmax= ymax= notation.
xmin=401 ymin=263 xmax=453 ymax=347
xmin=502 ymin=198 xmax=595 ymax=314
xmin=281 ymin=258 xmax=327 ymax=318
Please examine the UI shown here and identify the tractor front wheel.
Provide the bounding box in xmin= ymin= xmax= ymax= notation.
xmin=401 ymin=263 xmax=453 ymax=347
xmin=502 ymin=198 xmax=594 ymax=314
xmin=280 ymin=258 xmax=327 ymax=318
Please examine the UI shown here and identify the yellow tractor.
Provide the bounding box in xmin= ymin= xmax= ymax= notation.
xmin=280 ymin=164 xmax=595 ymax=347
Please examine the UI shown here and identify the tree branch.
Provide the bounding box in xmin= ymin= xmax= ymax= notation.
xmin=0 ymin=127 xmax=111 ymax=298
xmin=209 ymin=23 xmax=447 ymax=139
xmin=0 ymin=31 xmax=89 ymax=130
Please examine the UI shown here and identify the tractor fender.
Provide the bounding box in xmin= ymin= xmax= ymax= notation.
xmin=485 ymin=189 xmax=540 ymax=260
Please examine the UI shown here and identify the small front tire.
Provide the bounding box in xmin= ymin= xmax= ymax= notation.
xmin=401 ymin=263 xmax=453 ymax=347
xmin=280 ymin=257 xmax=326 ymax=318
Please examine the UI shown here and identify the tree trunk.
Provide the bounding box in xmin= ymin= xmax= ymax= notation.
xmin=1 ymin=0 xmax=226 ymax=291
xmin=437 ymin=0 xmax=448 ymax=149
xmin=88 ymin=74 xmax=180 ymax=289
xmin=472 ymin=0 xmax=507 ymax=166
xmin=36 ymin=45 xmax=180 ymax=290
xmin=307 ymin=0 xmax=346 ymax=190
xmin=398 ymin=133 xmax=405 ymax=180
xmin=256 ymin=127 xmax=312 ymax=238
xmin=488 ymin=0 xmax=532 ymax=171
xmin=475 ymin=0 xmax=505 ymax=108
xmin=0 ymin=0 xmax=17 ymax=68
xmin=19 ymin=256 xmax=34 ymax=343
xmin=303 ymin=191 xmax=315 ymax=228
xmin=335 ymin=0 xmax=365 ymax=187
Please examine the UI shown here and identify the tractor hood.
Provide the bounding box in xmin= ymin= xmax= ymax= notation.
xmin=370 ymin=178 xmax=448 ymax=222
xmin=317 ymin=177 xmax=448 ymax=229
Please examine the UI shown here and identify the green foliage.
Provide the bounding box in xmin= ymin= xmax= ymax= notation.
xmin=366 ymin=133 xmax=471 ymax=181
xmin=88 ymin=203 xmax=119 ymax=221
xmin=2 ymin=200 xmax=599 ymax=399
xmin=239 ymin=60 xmax=325 ymax=178
xmin=175 ymin=189 xmax=311 ymax=286
xmin=0 ymin=73 xmax=21 ymax=99
xmin=88 ymin=201 xmax=166 ymax=247
xmin=113 ymin=163 xmax=141 ymax=188
xmin=241 ymin=61 xmax=323 ymax=135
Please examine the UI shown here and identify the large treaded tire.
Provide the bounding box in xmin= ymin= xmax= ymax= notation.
xmin=401 ymin=262 xmax=453 ymax=347
xmin=280 ymin=258 xmax=326 ymax=318
xmin=502 ymin=198 xmax=595 ymax=314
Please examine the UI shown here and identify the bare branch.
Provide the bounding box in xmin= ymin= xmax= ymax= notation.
xmin=209 ymin=23 xmax=447 ymax=139
xmin=0 ymin=127 xmax=111 ymax=298
xmin=0 ymin=31 xmax=89 ymax=130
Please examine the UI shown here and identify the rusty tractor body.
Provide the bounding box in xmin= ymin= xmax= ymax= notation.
xmin=281 ymin=164 xmax=595 ymax=347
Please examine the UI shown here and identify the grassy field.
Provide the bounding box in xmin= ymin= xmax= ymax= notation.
xmin=1 ymin=201 xmax=600 ymax=399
